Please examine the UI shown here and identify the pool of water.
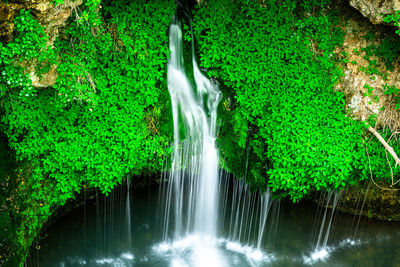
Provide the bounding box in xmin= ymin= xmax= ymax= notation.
xmin=28 ymin=181 xmax=400 ymax=267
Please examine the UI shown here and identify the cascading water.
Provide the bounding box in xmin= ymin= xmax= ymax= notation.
xmin=224 ymin=178 xmax=275 ymax=249
xmin=162 ymin=19 xmax=221 ymax=240
xmin=315 ymin=191 xmax=341 ymax=252
xmin=156 ymin=19 xmax=277 ymax=266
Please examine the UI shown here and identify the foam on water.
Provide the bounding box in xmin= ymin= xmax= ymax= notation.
xmin=153 ymin=234 xmax=274 ymax=267
xmin=95 ymin=258 xmax=115 ymax=264
xmin=59 ymin=253 xmax=135 ymax=266
xmin=303 ymin=247 xmax=331 ymax=264
xmin=303 ymin=237 xmax=362 ymax=265
xmin=339 ymin=238 xmax=361 ymax=247
xmin=120 ymin=252 xmax=134 ymax=260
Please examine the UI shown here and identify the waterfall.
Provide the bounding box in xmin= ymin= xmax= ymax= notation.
xmin=308 ymin=190 xmax=342 ymax=262
xmin=257 ymin=189 xmax=273 ymax=249
xmin=316 ymin=191 xmax=341 ymax=251
xmin=162 ymin=20 xmax=221 ymax=239
xmin=225 ymin=177 xmax=275 ymax=248
xmin=155 ymin=17 xmax=279 ymax=266
xmin=126 ymin=175 xmax=132 ymax=248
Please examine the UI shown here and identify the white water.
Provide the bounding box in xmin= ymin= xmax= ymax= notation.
xmin=223 ymin=177 xmax=275 ymax=248
xmin=125 ymin=175 xmax=132 ymax=248
xmin=158 ymin=21 xmax=277 ymax=266
xmin=306 ymin=190 xmax=342 ymax=263
xmin=162 ymin=21 xmax=221 ymax=239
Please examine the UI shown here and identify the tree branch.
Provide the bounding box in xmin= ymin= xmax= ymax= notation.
xmin=366 ymin=126 xmax=400 ymax=168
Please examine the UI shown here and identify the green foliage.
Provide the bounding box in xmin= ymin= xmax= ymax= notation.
xmin=358 ymin=30 xmax=400 ymax=74
xmin=52 ymin=0 xmax=64 ymax=5
xmin=0 ymin=10 xmax=55 ymax=98
xmin=383 ymin=83 xmax=400 ymax=109
xmin=364 ymin=130 xmax=400 ymax=183
xmin=359 ymin=44 xmax=382 ymax=76
xmin=194 ymin=0 xmax=369 ymax=201
xmin=359 ymin=40 xmax=400 ymax=77
xmin=375 ymin=35 xmax=400 ymax=71
xmin=0 ymin=0 xmax=174 ymax=263
xmin=3 ymin=0 xmax=174 ymax=199
xmin=0 ymin=134 xmax=17 ymax=266
xmin=383 ymin=10 xmax=400 ymax=36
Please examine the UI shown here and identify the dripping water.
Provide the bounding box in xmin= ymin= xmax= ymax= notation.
xmin=308 ymin=190 xmax=342 ymax=262
xmin=353 ymin=181 xmax=371 ymax=240
xmin=126 ymin=174 xmax=132 ymax=248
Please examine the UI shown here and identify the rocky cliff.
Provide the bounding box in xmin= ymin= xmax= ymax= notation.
xmin=350 ymin=0 xmax=400 ymax=24
xmin=0 ymin=0 xmax=82 ymax=87
xmin=335 ymin=12 xmax=400 ymax=131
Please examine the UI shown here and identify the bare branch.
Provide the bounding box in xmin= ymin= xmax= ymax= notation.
xmin=364 ymin=123 xmax=400 ymax=190
xmin=367 ymin=126 xmax=400 ymax=168
xmin=365 ymin=146 xmax=399 ymax=191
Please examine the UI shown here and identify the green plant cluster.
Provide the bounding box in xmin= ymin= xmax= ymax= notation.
xmin=357 ymin=32 xmax=400 ymax=76
xmin=364 ymin=130 xmax=400 ymax=183
xmin=0 ymin=133 xmax=17 ymax=264
xmin=374 ymin=35 xmax=400 ymax=71
xmin=383 ymin=10 xmax=400 ymax=36
xmin=52 ymin=0 xmax=64 ymax=5
xmin=383 ymin=83 xmax=400 ymax=109
xmin=0 ymin=0 xmax=174 ymax=264
xmin=193 ymin=0 xmax=373 ymax=201
xmin=0 ymin=10 xmax=56 ymax=99
xmin=356 ymin=31 xmax=400 ymax=110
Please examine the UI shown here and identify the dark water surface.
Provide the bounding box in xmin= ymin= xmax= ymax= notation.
xmin=28 ymin=182 xmax=400 ymax=267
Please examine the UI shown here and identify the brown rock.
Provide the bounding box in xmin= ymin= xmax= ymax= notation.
xmin=0 ymin=21 xmax=14 ymax=43
xmin=349 ymin=0 xmax=400 ymax=24
xmin=0 ymin=0 xmax=83 ymax=88
xmin=335 ymin=16 xmax=400 ymax=131
xmin=339 ymin=181 xmax=400 ymax=221
xmin=31 ymin=63 xmax=58 ymax=88
xmin=0 ymin=2 xmax=19 ymax=43
xmin=0 ymin=4 xmax=16 ymax=21
xmin=34 ymin=2 xmax=52 ymax=13
xmin=0 ymin=0 xmax=83 ymax=46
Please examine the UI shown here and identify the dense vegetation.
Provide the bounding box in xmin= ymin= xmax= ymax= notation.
xmin=0 ymin=0 xmax=174 ymax=264
xmin=193 ymin=0 xmax=400 ymax=200
xmin=1 ymin=0 xmax=400 ymax=265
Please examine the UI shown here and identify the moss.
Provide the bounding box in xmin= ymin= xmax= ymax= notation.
xmin=313 ymin=181 xmax=400 ymax=221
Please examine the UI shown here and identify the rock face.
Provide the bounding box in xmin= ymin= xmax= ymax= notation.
xmin=335 ymin=16 xmax=400 ymax=131
xmin=0 ymin=0 xmax=82 ymax=88
xmin=333 ymin=8 xmax=400 ymax=220
xmin=349 ymin=0 xmax=400 ymax=24
xmin=0 ymin=0 xmax=81 ymax=44
xmin=309 ymin=181 xmax=400 ymax=221
xmin=339 ymin=181 xmax=400 ymax=221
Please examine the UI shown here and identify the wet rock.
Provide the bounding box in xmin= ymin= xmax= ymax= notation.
xmin=339 ymin=181 xmax=400 ymax=221
xmin=308 ymin=181 xmax=400 ymax=221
